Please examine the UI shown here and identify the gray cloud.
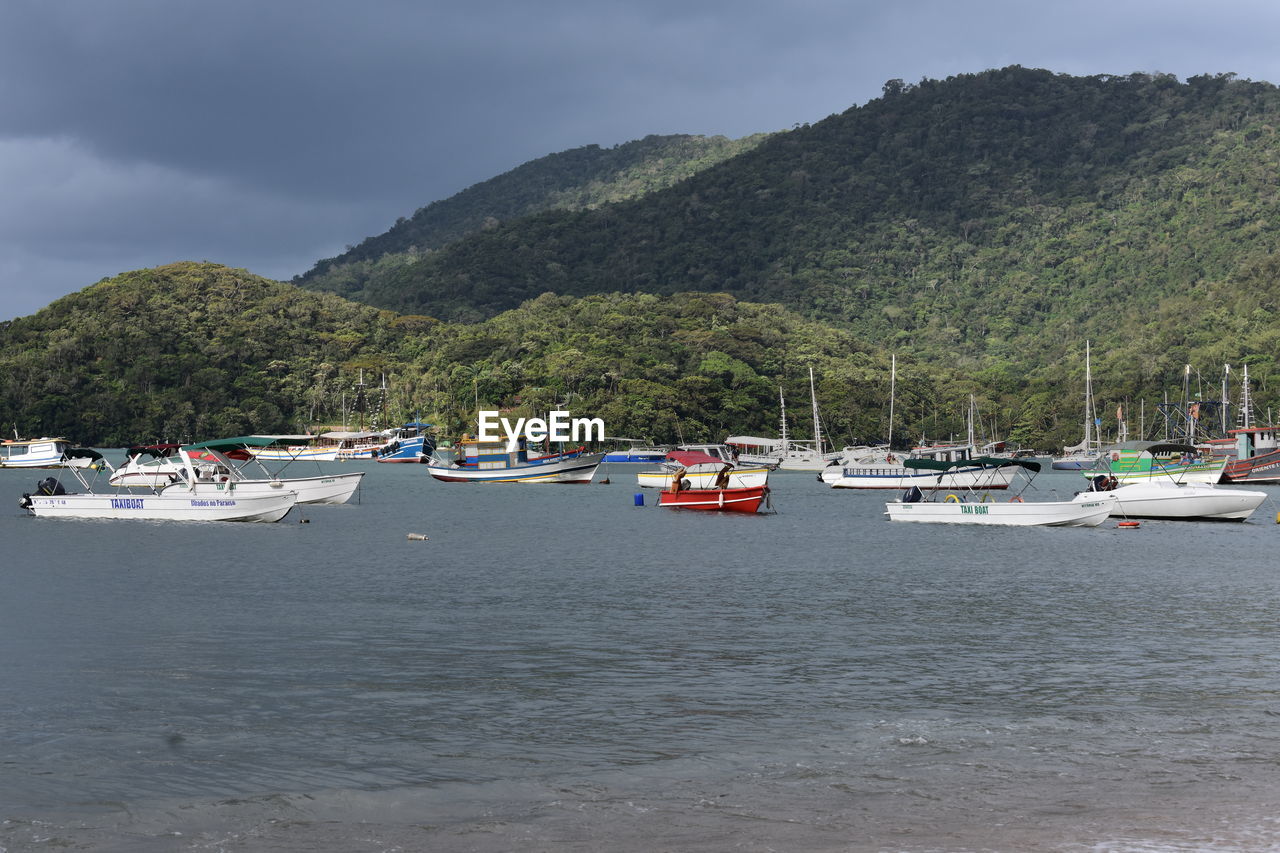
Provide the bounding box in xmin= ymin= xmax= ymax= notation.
xmin=2 ymin=0 xmax=1280 ymax=319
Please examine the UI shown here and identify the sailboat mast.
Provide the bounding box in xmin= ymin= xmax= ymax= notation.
xmin=809 ymin=367 xmax=823 ymax=453
xmin=778 ymin=386 xmax=789 ymax=449
xmin=888 ymin=354 xmax=896 ymax=450
xmin=1083 ymin=341 xmax=1094 ymax=451
xmin=1240 ymin=364 xmax=1253 ymax=429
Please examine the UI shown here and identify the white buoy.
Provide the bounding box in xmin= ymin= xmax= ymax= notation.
xmin=406 ymin=533 xmax=429 ymax=540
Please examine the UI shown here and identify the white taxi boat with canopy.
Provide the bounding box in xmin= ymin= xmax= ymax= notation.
xmin=18 ymin=448 xmax=298 ymax=522
xmin=884 ymin=457 xmax=1115 ymax=527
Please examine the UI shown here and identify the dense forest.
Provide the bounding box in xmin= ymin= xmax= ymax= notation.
xmin=0 ymin=262 xmax=1271 ymax=452
xmin=4 ymin=67 xmax=1280 ymax=451
xmin=298 ymin=133 xmax=770 ymax=304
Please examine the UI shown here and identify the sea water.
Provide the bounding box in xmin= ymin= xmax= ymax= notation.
xmin=4 ymin=462 xmax=1280 ymax=851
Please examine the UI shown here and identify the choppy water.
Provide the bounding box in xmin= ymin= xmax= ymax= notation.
xmin=4 ymin=461 xmax=1280 ymax=852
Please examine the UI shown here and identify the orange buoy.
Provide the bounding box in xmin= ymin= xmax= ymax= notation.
xmin=1117 ymin=520 xmax=1141 ymax=529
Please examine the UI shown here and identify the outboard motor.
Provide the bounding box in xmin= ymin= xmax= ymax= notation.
xmin=36 ymin=477 xmax=66 ymax=496
xmin=901 ymin=485 xmax=923 ymax=503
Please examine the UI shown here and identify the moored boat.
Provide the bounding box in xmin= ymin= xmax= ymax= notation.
xmin=654 ymin=449 xmax=771 ymax=513
xmin=1 ymin=437 xmax=98 ymax=469
xmin=373 ymin=421 xmax=436 ymax=462
xmin=638 ymin=446 xmax=770 ymax=489
xmin=177 ymin=436 xmax=365 ymax=505
xmin=602 ymin=438 xmax=671 ymax=464
xmin=425 ymin=436 xmax=603 ymax=483
xmin=1104 ymin=441 xmax=1227 ymax=484
xmin=884 ymin=458 xmax=1115 ymax=527
xmin=18 ymin=449 xmax=298 ymax=522
xmin=822 ymin=443 xmax=1018 ymax=490
xmin=1083 ymin=475 xmax=1266 ymax=521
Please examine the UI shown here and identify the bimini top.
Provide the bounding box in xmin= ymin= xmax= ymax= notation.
xmin=905 ymin=456 xmax=1042 ymax=473
xmin=666 ymin=450 xmax=729 ymax=468
xmin=63 ymin=446 xmax=105 ymax=462
xmin=125 ymin=443 xmax=182 ymax=459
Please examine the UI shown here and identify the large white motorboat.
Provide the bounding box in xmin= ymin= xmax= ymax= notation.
xmin=884 ymin=458 xmax=1115 ymax=527
xmin=176 ymin=436 xmax=366 ymax=505
xmin=109 ymin=437 xmax=364 ymax=505
xmin=1082 ymin=473 xmax=1267 ymax=521
xmin=18 ymin=449 xmax=298 ymax=522
xmin=0 ymin=437 xmax=98 ymax=469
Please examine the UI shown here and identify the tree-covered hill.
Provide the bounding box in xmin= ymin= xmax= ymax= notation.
xmin=297 ymin=133 xmax=769 ymax=300
xmin=0 ymin=263 xmax=413 ymax=445
xmin=4 ymin=263 xmax=1279 ymax=453
xmin=294 ymin=67 xmax=1280 ymax=372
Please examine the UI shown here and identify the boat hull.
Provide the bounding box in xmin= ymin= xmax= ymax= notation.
xmin=426 ymin=451 xmax=604 ymax=483
xmin=1050 ymin=454 xmax=1102 ymax=470
xmin=638 ymin=467 xmax=770 ymax=489
xmin=657 ymin=486 xmax=768 ymax=513
xmin=22 ymin=490 xmax=297 ymax=522
xmin=1107 ymin=482 xmax=1267 ymax=521
xmin=161 ymin=472 xmax=364 ymax=506
xmin=1222 ymin=448 xmax=1280 ymax=485
xmin=250 ymin=446 xmax=340 ymax=462
xmin=885 ymin=494 xmax=1115 ymax=526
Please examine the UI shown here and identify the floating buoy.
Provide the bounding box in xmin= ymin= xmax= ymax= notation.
xmin=299 ymin=518 xmax=310 ymax=524
xmin=600 ymin=477 xmax=610 ymax=484
xmin=406 ymin=533 xmax=429 ymax=540
xmin=634 ymin=493 xmax=645 ymax=506
xmin=1117 ymin=520 xmax=1141 ymax=529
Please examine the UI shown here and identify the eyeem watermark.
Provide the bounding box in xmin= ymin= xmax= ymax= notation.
xmin=478 ymin=410 xmax=605 ymax=452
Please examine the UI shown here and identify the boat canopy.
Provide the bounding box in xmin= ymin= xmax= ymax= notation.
xmin=666 ymin=450 xmax=729 ymax=468
xmin=125 ymin=443 xmax=182 ymax=458
xmin=183 ymin=435 xmax=315 ymax=452
xmin=64 ymin=447 xmax=104 ymax=462
xmin=905 ymin=456 xmax=1042 ymax=473
xmin=320 ymin=431 xmax=382 ymax=440
xmin=724 ymin=435 xmax=783 ymax=450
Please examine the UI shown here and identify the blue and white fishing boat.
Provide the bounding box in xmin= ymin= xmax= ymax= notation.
xmin=426 ymin=436 xmax=604 ymax=483
xmin=602 ymin=438 xmax=670 ymax=464
xmin=375 ymin=421 xmax=436 ymax=463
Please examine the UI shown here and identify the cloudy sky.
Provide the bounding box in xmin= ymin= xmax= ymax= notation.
xmin=3 ymin=0 xmax=1280 ymax=320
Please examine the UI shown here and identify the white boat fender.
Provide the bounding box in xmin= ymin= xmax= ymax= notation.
xmin=406 ymin=533 xmax=429 ymax=541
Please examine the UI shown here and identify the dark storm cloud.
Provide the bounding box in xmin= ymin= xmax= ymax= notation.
xmin=2 ymin=0 xmax=1280 ymax=319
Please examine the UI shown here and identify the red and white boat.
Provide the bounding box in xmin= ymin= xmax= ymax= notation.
xmin=654 ymin=450 xmax=771 ymax=513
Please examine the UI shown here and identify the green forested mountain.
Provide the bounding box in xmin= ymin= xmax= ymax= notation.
xmin=294 ymin=66 xmax=1280 ymax=373
xmin=6 ymin=68 xmax=1280 ymax=452
xmin=0 ymin=263 xmax=413 ymax=446
xmin=0 ymin=263 xmax=955 ymax=448
xmin=2 ymin=262 xmax=1276 ymax=453
xmin=297 ymin=133 xmax=769 ymax=301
